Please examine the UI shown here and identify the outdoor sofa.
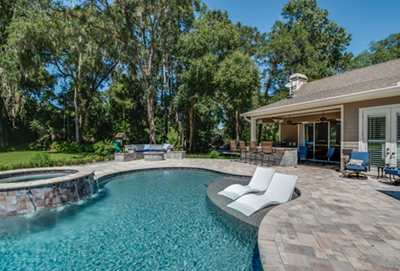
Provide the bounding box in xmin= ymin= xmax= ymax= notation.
xmin=124 ymin=144 xmax=173 ymax=153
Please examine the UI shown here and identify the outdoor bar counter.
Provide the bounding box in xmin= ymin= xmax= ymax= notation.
xmin=272 ymin=146 xmax=298 ymax=167
xmin=244 ymin=146 xmax=298 ymax=167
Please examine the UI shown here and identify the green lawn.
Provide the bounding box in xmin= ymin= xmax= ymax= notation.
xmin=0 ymin=151 xmax=95 ymax=167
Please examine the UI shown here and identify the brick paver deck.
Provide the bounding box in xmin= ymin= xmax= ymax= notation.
xmin=80 ymin=159 xmax=400 ymax=271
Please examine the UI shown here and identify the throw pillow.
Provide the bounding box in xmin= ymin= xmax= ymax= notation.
xmin=347 ymin=159 xmax=364 ymax=166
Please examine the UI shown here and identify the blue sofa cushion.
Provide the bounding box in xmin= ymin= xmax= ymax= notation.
xmin=345 ymin=165 xmax=366 ymax=171
xmin=384 ymin=168 xmax=400 ymax=175
xmin=136 ymin=149 xmax=166 ymax=152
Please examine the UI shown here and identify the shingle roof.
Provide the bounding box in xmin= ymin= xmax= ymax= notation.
xmin=245 ymin=58 xmax=400 ymax=115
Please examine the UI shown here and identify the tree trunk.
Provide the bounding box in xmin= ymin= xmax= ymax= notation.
xmin=0 ymin=101 xmax=4 ymax=148
xmin=189 ymin=99 xmax=196 ymax=153
xmin=78 ymin=111 xmax=86 ymax=144
xmin=235 ymin=109 xmax=240 ymax=140
xmin=174 ymin=67 xmax=180 ymax=131
xmin=123 ymin=107 xmax=126 ymax=133
xmin=146 ymin=78 xmax=156 ymax=143
xmin=3 ymin=119 xmax=8 ymax=147
xmin=74 ymin=86 xmax=80 ymax=144
xmin=147 ymin=95 xmax=155 ymax=144
xmin=163 ymin=52 xmax=168 ymax=138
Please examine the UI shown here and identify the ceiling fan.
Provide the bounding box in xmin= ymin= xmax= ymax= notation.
xmin=283 ymin=115 xmax=302 ymax=125
xmin=318 ymin=111 xmax=336 ymax=123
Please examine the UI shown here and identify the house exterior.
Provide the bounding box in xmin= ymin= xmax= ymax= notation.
xmin=242 ymin=58 xmax=400 ymax=170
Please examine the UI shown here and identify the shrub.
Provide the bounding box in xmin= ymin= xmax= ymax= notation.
xmin=93 ymin=140 xmax=115 ymax=156
xmin=78 ymin=144 xmax=94 ymax=153
xmin=166 ymin=127 xmax=181 ymax=150
xmin=207 ymin=150 xmax=221 ymax=159
xmin=50 ymin=142 xmax=60 ymax=152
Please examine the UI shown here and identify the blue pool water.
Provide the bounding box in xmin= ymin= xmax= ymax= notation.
xmin=0 ymin=169 xmax=258 ymax=270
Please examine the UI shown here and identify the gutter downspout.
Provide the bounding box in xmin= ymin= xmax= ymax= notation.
xmin=243 ymin=116 xmax=251 ymax=123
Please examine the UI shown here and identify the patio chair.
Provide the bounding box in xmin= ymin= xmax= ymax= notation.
xmin=217 ymin=167 xmax=275 ymax=200
xmin=230 ymin=141 xmax=240 ymax=162
xmin=298 ymin=146 xmax=307 ymax=163
xmin=260 ymin=141 xmax=276 ymax=167
xmin=249 ymin=141 xmax=259 ymax=164
xmin=345 ymin=151 xmax=370 ymax=179
xmin=318 ymin=147 xmax=335 ymax=165
xmin=383 ymin=167 xmax=400 ymax=185
xmin=227 ymin=173 xmax=298 ymax=216
xmin=239 ymin=141 xmax=249 ymax=163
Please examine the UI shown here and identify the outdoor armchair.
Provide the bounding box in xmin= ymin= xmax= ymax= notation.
xmin=345 ymin=151 xmax=370 ymax=179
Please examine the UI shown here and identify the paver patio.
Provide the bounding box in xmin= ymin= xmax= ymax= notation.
xmin=79 ymin=159 xmax=400 ymax=271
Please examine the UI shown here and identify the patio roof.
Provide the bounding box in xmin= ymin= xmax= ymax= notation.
xmin=243 ymin=58 xmax=400 ymax=117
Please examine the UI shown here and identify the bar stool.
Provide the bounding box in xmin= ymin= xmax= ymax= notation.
xmin=239 ymin=141 xmax=249 ymax=163
xmin=261 ymin=141 xmax=276 ymax=167
xmin=249 ymin=141 xmax=259 ymax=164
xmin=230 ymin=141 xmax=239 ymax=162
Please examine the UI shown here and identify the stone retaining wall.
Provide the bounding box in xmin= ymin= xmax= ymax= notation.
xmin=166 ymin=151 xmax=185 ymax=159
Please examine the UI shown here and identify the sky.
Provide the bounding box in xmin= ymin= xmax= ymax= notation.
xmin=204 ymin=0 xmax=400 ymax=56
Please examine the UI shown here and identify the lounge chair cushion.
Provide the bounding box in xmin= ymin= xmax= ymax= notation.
xmin=345 ymin=165 xmax=366 ymax=171
xmin=384 ymin=168 xmax=400 ymax=175
xmin=347 ymin=159 xmax=364 ymax=167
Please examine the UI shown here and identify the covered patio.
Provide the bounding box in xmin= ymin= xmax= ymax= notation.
xmin=246 ymin=105 xmax=344 ymax=166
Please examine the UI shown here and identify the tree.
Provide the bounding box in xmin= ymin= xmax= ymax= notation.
xmin=350 ymin=33 xmax=400 ymax=69
xmin=214 ymin=51 xmax=260 ymax=140
xmin=0 ymin=0 xmax=55 ymax=147
xmin=9 ymin=5 xmax=118 ymax=144
xmin=265 ymin=0 xmax=352 ymax=93
xmin=73 ymin=0 xmax=200 ymax=144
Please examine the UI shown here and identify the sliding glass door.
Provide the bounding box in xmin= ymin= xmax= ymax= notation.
xmin=301 ymin=122 xmax=341 ymax=161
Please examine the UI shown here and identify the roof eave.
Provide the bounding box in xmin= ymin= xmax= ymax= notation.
xmin=241 ymin=84 xmax=400 ymax=118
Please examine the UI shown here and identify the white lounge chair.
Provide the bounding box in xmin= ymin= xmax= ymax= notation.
xmin=217 ymin=167 xmax=275 ymax=200
xmin=227 ymin=173 xmax=298 ymax=216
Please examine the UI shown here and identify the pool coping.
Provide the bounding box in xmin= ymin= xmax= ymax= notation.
xmin=0 ymin=167 xmax=94 ymax=190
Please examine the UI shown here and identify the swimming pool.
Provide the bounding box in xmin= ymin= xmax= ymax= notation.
xmin=0 ymin=169 xmax=259 ymax=270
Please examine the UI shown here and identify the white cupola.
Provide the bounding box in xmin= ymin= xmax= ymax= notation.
xmin=285 ymin=73 xmax=308 ymax=98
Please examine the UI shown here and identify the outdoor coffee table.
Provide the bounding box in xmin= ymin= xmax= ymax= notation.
xmin=143 ymin=151 xmax=165 ymax=161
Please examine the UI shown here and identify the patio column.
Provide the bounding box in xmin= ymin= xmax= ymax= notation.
xmin=251 ymin=118 xmax=257 ymax=142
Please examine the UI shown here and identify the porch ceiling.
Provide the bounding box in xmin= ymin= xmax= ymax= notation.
xmin=257 ymin=107 xmax=341 ymax=124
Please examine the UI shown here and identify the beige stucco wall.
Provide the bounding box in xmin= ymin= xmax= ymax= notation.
xmin=343 ymin=96 xmax=400 ymax=151
xmin=280 ymin=124 xmax=298 ymax=145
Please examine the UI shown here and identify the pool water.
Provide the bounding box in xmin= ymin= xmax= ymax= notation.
xmin=0 ymin=170 xmax=258 ymax=270
xmin=0 ymin=172 xmax=70 ymax=183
